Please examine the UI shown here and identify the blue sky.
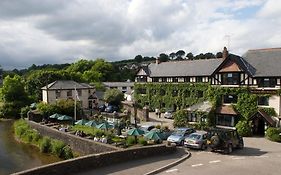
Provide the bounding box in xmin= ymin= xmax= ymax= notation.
xmin=0 ymin=0 xmax=280 ymax=70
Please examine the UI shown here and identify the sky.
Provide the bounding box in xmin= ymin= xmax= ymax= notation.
xmin=0 ymin=0 xmax=281 ymax=70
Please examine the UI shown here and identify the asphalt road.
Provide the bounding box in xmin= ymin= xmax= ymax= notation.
xmin=159 ymin=137 xmax=281 ymax=175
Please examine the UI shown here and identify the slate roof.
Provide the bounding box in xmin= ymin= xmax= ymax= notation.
xmin=41 ymin=80 xmax=94 ymax=90
xmin=147 ymin=58 xmax=223 ymax=77
xmin=103 ymin=82 xmax=134 ymax=87
xmin=243 ymin=48 xmax=281 ymax=77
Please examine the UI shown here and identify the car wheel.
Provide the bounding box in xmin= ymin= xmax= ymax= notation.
xmin=180 ymin=140 xmax=184 ymax=146
xmin=201 ymin=143 xmax=207 ymax=150
xmin=225 ymin=144 xmax=233 ymax=154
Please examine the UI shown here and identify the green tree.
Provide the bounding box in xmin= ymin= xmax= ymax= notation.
xmin=159 ymin=53 xmax=169 ymax=62
xmin=169 ymin=52 xmax=176 ymax=60
xmin=173 ymin=110 xmax=188 ymax=127
xmin=104 ymin=89 xmax=124 ymax=106
xmin=134 ymin=55 xmax=143 ymax=63
xmin=66 ymin=59 xmax=95 ymax=73
xmin=186 ymin=52 xmax=194 ymax=60
xmin=176 ymin=50 xmax=185 ymax=60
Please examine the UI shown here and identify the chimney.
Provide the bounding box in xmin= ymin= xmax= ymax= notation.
xmin=156 ymin=57 xmax=160 ymax=64
xmin=222 ymin=47 xmax=228 ymax=59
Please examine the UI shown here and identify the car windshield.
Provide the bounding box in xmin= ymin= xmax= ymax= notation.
xmin=172 ymin=130 xmax=185 ymax=136
xmin=188 ymin=134 xmax=201 ymax=140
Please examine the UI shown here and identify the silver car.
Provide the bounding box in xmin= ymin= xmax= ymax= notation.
xmin=184 ymin=131 xmax=208 ymax=150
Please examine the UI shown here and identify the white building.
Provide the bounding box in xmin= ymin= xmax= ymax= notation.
xmin=41 ymin=80 xmax=96 ymax=109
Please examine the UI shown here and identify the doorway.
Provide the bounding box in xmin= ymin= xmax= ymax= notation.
xmin=253 ymin=118 xmax=265 ymax=136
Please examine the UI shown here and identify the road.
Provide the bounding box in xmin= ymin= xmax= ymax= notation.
xmin=159 ymin=137 xmax=281 ymax=175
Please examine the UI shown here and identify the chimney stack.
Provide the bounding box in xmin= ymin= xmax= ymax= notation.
xmin=222 ymin=47 xmax=228 ymax=59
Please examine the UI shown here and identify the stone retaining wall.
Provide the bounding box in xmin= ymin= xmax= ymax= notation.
xmin=27 ymin=120 xmax=119 ymax=155
xmin=13 ymin=144 xmax=176 ymax=175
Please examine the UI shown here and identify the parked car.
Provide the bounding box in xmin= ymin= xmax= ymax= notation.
xmin=98 ymin=104 xmax=106 ymax=112
xmin=139 ymin=123 xmax=155 ymax=133
xmin=105 ymin=105 xmax=118 ymax=113
xmin=207 ymin=126 xmax=244 ymax=154
xmin=164 ymin=110 xmax=174 ymax=119
xmin=167 ymin=127 xmax=195 ymax=145
xmin=184 ymin=131 xmax=208 ymax=150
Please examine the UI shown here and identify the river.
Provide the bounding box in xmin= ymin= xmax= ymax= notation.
xmin=0 ymin=120 xmax=61 ymax=175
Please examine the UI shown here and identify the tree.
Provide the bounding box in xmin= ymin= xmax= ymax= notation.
xmin=103 ymin=89 xmax=124 ymax=106
xmin=66 ymin=59 xmax=95 ymax=73
xmin=194 ymin=53 xmax=205 ymax=60
xmin=176 ymin=50 xmax=186 ymax=60
xmin=134 ymin=55 xmax=143 ymax=63
xmin=186 ymin=52 xmax=194 ymax=60
xmin=216 ymin=52 xmax=223 ymax=58
xmin=169 ymin=52 xmax=176 ymax=60
xmin=90 ymin=59 xmax=113 ymax=82
xmin=204 ymin=52 xmax=215 ymax=59
xmin=159 ymin=53 xmax=169 ymax=62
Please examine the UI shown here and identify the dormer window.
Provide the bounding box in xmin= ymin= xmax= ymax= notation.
xmin=221 ymin=73 xmax=240 ymax=85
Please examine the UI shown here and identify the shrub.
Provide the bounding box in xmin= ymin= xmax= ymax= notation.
xmin=61 ymin=145 xmax=74 ymax=159
xmin=126 ymin=136 xmax=136 ymax=146
xmin=235 ymin=120 xmax=252 ymax=137
xmin=51 ymin=140 xmax=66 ymax=158
xmin=173 ymin=110 xmax=188 ymax=127
xmin=39 ymin=137 xmax=52 ymax=153
xmin=266 ymin=127 xmax=281 ymax=142
xmin=138 ymin=137 xmax=147 ymax=146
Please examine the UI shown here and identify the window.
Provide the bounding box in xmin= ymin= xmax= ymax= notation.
xmin=258 ymin=96 xmax=269 ymax=106
xmin=257 ymin=78 xmax=276 ymax=87
xmin=196 ymin=77 xmax=202 ymax=82
xmin=172 ymin=78 xmax=178 ymax=82
xmin=184 ymin=77 xmax=190 ymax=82
xmin=122 ymin=86 xmax=127 ymax=90
xmin=55 ymin=90 xmax=61 ymax=98
xmin=216 ymin=115 xmax=234 ymax=126
xmin=223 ymin=95 xmax=237 ymax=104
xmin=189 ymin=113 xmax=197 ymax=122
xmin=67 ymin=90 xmax=72 ymax=97
xmin=152 ymin=78 xmax=159 ymax=82
xmin=77 ymin=89 xmax=82 ymax=96
xmin=162 ymin=78 xmax=167 ymax=82
xmin=221 ymin=73 xmax=240 ymax=85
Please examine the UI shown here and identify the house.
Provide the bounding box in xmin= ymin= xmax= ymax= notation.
xmin=135 ymin=47 xmax=281 ymax=134
xmin=41 ymin=80 xmax=96 ymax=109
xmin=103 ymin=80 xmax=134 ymax=101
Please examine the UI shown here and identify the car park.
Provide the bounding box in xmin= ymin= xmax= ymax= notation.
xmin=167 ymin=127 xmax=195 ymax=145
xmin=207 ymin=126 xmax=244 ymax=154
xmin=184 ymin=131 xmax=208 ymax=150
xmin=164 ymin=110 xmax=174 ymax=119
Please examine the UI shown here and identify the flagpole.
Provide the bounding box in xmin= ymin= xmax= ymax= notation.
xmin=74 ymin=85 xmax=77 ymax=121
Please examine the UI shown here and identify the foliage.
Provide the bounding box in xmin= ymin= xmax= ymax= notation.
xmin=173 ymin=110 xmax=188 ymax=127
xmin=126 ymin=136 xmax=136 ymax=146
xmin=266 ymin=127 xmax=281 ymax=142
xmin=0 ymin=102 xmax=24 ymax=118
xmin=21 ymin=106 xmax=31 ymax=118
xmin=259 ymin=107 xmax=277 ymax=117
xmin=14 ymin=119 xmax=74 ymax=159
xmin=138 ymin=137 xmax=148 ymax=146
xmin=236 ymin=93 xmax=258 ymax=120
xmin=104 ymin=88 xmax=124 ymax=106
xmin=235 ymin=120 xmax=252 ymax=137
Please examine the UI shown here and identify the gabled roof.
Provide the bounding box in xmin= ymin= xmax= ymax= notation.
xmin=147 ymin=59 xmax=223 ymax=77
xmin=249 ymin=109 xmax=276 ymax=126
xmin=243 ymin=48 xmax=281 ymax=77
xmin=212 ymin=54 xmax=255 ymax=76
xmin=137 ymin=66 xmax=150 ymax=76
xmin=41 ymin=80 xmax=94 ymax=90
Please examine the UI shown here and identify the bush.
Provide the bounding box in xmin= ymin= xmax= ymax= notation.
xmin=39 ymin=137 xmax=52 ymax=153
xmin=235 ymin=120 xmax=252 ymax=137
xmin=61 ymin=145 xmax=74 ymax=159
xmin=173 ymin=110 xmax=188 ymax=127
xmin=138 ymin=137 xmax=147 ymax=146
xmin=126 ymin=136 xmax=136 ymax=146
xmin=266 ymin=127 xmax=281 ymax=142
xmin=51 ymin=140 xmax=66 ymax=158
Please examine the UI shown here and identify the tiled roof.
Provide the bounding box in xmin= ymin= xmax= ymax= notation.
xmin=216 ymin=105 xmax=238 ymax=115
xmin=148 ymin=58 xmax=223 ymax=77
xmin=41 ymin=80 xmax=94 ymax=90
xmin=243 ymin=48 xmax=281 ymax=77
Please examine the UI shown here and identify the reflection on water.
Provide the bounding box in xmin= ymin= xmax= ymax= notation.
xmin=0 ymin=120 xmax=61 ymax=175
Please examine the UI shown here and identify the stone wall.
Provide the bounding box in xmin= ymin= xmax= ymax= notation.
xmin=13 ymin=144 xmax=176 ymax=175
xmin=27 ymin=120 xmax=119 ymax=155
xmin=122 ymin=101 xmax=149 ymax=122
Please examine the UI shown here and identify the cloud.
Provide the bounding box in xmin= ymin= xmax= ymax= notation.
xmin=0 ymin=0 xmax=280 ymax=69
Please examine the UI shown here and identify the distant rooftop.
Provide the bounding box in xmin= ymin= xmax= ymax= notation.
xmin=41 ymin=80 xmax=94 ymax=90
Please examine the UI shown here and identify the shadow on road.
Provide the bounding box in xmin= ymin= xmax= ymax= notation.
xmin=78 ymin=148 xmax=187 ymax=175
xmin=231 ymin=147 xmax=268 ymax=156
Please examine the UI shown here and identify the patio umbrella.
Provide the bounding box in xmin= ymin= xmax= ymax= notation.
xmin=49 ymin=113 xmax=62 ymax=119
xmin=144 ymin=130 xmax=163 ymax=141
xmin=57 ymin=115 xmax=73 ymax=121
xmin=75 ymin=119 xmax=88 ymax=125
xmin=85 ymin=120 xmax=97 ymax=127
xmin=127 ymin=128 xmax=145 ymax=136
xmin=96 ymin=122 xmax=113 ymax=130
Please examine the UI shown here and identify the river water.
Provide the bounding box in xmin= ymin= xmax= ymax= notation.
xmin=0 ymin=120 xmax=61 ymax=175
